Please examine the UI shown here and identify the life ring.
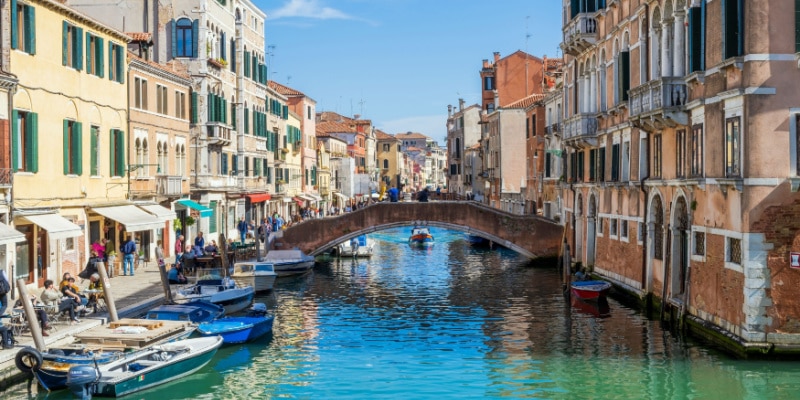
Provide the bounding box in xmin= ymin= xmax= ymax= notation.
xmin=15 ymin=347 xmax=43 ymax=375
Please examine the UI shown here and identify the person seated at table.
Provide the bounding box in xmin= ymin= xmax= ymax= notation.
xmin=42 ymin=279 xmax=79 ymax=324
xmin=182 ymin=243 xmax=198 ymax=273
xmin=59 ymin=272 xmax=73 ymax=291
xmin=86 ymin=273 xmax=104 ymax=313
xmin=62 ymin=277 xmax=88 ymax=309
xmin=168 ymin=264 xmax=188 ymax=284
xmin=204 ymin=240 xmax=219 ymax=255
xmin=14 ymin=293 xmax=50 ymax=335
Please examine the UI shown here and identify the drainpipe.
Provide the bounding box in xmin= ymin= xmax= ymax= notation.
xmin=660 ymin=223 xmax=671 ymax=322
xmin=640 ymin=132 xmax=650 ymax=305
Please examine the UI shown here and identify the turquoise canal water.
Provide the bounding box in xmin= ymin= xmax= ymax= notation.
xmin=6 ymin=227 xmax=800 ymax=399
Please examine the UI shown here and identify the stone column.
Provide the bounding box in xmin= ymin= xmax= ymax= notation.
xmin=661 ymin=20 xmax=673 ymax=77
xmin=673 ymin=12 xmax=686 ymax=77
xmin=590 ymin=68 xmax=597 ymax=113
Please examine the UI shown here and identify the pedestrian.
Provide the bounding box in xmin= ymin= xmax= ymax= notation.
xmin=175 ymin=235 xmax=184 ymax=264
xmin=237 ymin=217 xmax=248 ymax=243
xmin=121 ymin=235 xmax=137 ymax=276
xmin=195 ymin=231 xmax=205 ymax=249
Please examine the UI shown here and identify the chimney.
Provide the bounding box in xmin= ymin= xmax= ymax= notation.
xmin=493 ymin=90 xmax=499 ymax=110
xmin=459 ymin=98 xmax=465 ymax=111
xmin=447 ymin=104 xmax=453 ymax=117
xmin=354 ymin=114 xmax=361 ymax=120
xmin=482 ymin=59 xmax=489 ymax=69
xmin=493 ymin=52 xmax=500 ymax=63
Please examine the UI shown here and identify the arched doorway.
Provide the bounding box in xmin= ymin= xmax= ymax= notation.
xmin=670 ymin=197 xmax=689 ymax=299
xmin=586 ymin=195 xmax=597 ymax=268
xmin=575 ymin=194 xmax=584 ymax=266
xmin=648 ymin=195 xmax=665 ymax=292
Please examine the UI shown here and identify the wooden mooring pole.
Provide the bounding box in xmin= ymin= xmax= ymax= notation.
xmin=96 ymin=260 xmax=119 ymax=322
xmin=15 ymin=279 xmax=45 ymax=351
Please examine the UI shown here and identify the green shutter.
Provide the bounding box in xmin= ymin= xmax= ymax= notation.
xmin=63 ymin=120 xmax=70 ymax=175
xmin=209 ymin=201 xmax=218 ymax=233
xmin=222 ymin=98 xmax=227 ymax=124
xmin=170 ymin=19 xmax=177 ymax=58
xmin=117 ymin=46 xmax=124 ymax=83
xmin=207 ymin=94 xmax=214 ymax=123
xmin=28 ymin=112 xmax=37 ymax=173
xmin=191 ymin=19 xmax=199 ymax=58
xmin=74 ymin=122 xmax=83 ymax=175
xmin=108 ymin=41 xmax=113 ymax=81
xmin=97 ymin=37 xmax=104 ymax=78
xmin=62 ymin=21 xmax=68 ymax=66
xmin=10 ymin=0 xmax=17 ymax=49
xmin=85 ymin=32 xmax=91 ymax=74
xmin=10 ymin=110 xmax=18 ymax=171
xmin=90 ymin=126 xmax=98 ymax=175
xmin=109 ymin=129 xmax=115 ymax=175
xmin=244 ymin=108 xmax=249 ymax=134
xmin=231 ymin=102 xmax=236 ymax=127
xmin=116 ymin=130 xmax=125 ymax=176
xmin=76 ymin=27 xmax=84 ymax=71
xmin=619 ymin=51 xmax=630 ymax=102
xmin=25 ymin=5 xmax=35 ymax=54
xmin=191 ymin=92 xmax=198 ymax=123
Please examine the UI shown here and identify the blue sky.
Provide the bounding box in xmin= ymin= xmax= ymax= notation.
xmin=254 ymin=0 xmax=564 ymax=144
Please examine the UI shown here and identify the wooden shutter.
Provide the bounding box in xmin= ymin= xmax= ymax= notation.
xmin=73 ymin=122 xmax=83 ymax=175
xmin=10 ymin=0 xmax=17 ymax=49
xmin=97 ymin=37 xmax=104 ymax=78
xmin=191 ymin=19 xmax=199 ymax=58
xmin=117 ymin=46 xmax=124 ymax=83
xmin=28 ymin=112 xmax=37 ymax=173
xmin=599 ymin=147 xmax=606 ymax=181
xmin=619 ymin=51 xmax=630 ymax=101
xmin=170 ymin=19 xmax=177 ymax=58
xmin=115 ymin=130 xmax=125 ymax=176
xmin=231 ymin=101 xmax=236 ymax=127
xmin=76 ymin=27 xmax=84 ymax=71
xmin=109 ymin=129 xmax=115 ymax=176
xmin=62 ymin=21 xmax=68 ymax=66
xmin=85 ymin=32 xmax=91 ymax=74
xmin=90 ymin=126 xmax=98 ymax=176
xmin=589 ymin=149 xmax=596 ymax=181
xmin=221 ymin=32 xmax=226 ymax=61
xmin=612 ymin=143 xmax=620 ymax=181
xmin=244 ymin=108 xmax=249 ymax=134
xmin=230 ymin=38 xmax=236 ymax=71
xmin=63 ymin=120 xmax=70 ymax=175
xmin=191 ymin=92 xmax=198 ymax=123
xmin=688 ymin=7 xmax=703 ymax=72
xmin=25 ymin=5 xmax=35 ymax=55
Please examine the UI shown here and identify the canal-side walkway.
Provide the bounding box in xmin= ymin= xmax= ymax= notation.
xmin=0 ymin=262 xmax=167 ymax=382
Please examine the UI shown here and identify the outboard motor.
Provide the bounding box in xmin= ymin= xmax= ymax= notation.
xmin=247 ymin=303 xmax=268 ymax=317
xmin=67 ymin=365 xmax=99 ymax=400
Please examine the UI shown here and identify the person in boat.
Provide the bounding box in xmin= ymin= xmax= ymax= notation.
xmin=575 ymin=267 xmax=590 ymax=281
xmin=350 ymin=237 xmax=360 ymax=257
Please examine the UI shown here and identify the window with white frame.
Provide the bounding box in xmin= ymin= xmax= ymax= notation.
xmin=693 ymin=231 xmax=706 ymax=257
xmin=610 ymin=218 xmax=618 ymax=238
xmin=727 ymin=236 xmax=742 ymax=265
xmin=621 ymin=220 xmax=628 ymax=240
xmin=597 ymin=217 xmax=604 ymax=236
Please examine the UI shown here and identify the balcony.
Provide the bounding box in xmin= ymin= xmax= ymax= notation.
xmin=563 ymin=114 xmax=598 ymax=148
xmin=193 ymin=174 xmax=238 ymax=190
xmin=561 ymin=14 xmax=599 ymax=56
xmin=206 ymin=123 xmax=232 ymax=146
xmin=545 ymin=122 xmax=561 ymax=137
xmin=629 ymin=77 xmax=689 ymax=131
xmin=156 ymin=175 xmax=185 ymax=197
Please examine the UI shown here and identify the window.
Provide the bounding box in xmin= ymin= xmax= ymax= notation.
xmin=173 ymin=18 xmax=197 ymax=58
xmin=175 ymin=91 xmax=186 ymax=119
xmin=611 ymin=143 xmax=620 ymax=181
xmin=621 ymin=220 xmax=628 ymax=240
xmin=727 ymin=237 xmax=742 ymax=265
xmin=63 ymin=22 xmax=83 ymax=70
xmin=610 ymin=218 xmax=618 ymax=237
xmin=693 ymin=231 xmax=706 ymax=256
xmin=653 ymin=199 xmax=664 ymax=260
xmin=176 ymin=144 xmax=186 ymax=176
xmin=157 ymin=85 xmax=168 ymax=114
xmin=63 ymin=120 xmax=82 ymax=175
xmin=638 ymin=221 xmax=645 ymax=243
xmin=134 ymin=137 xmax=149 ymax=177
xmin=383 ymin=159 xmax=389 ymax=169
xmin=157 ymin=141 xmax=168 ymax=175
xmin=307 ymin=106 xmax=312 ymax=119
xmin=483 ymin=76 xmax=495 ymax=91
xmin=11 ymin=110 xmax=38 ymax=172
xmin=108 ymin=42 xmax=124 ymax=83
xmin=688 ymin=6 xmax=705 ymax=72
xmin=722 ymin=0 xmax=744 ymax=59
xmin=134 ymin=77 xmax=147 ymax=109
xmin=652 ymin=134 xmax=662 ymax=178
xmin=597 ymin=217 xmax=604 ymax=235
xmin=109 ymin=129 xmax=125 ymax=177
xmin=676 ymin=129 xmax=687 ymax=178
xmin=725 ymin=117 xmax=741 ymax=177
xmin=383 ymin=144 xmax=390 ymax=152
xmin=11 ymin=1 xmax=36 ymax=54
xmin=86 ymin=32 xmax=104 ymax=77
xmin=589 ymin=148 xmax=597 ymax=181
xmin=90 ymin=126 xmax=99 ymax=176
xmin=617 ymin=51 xmax=630 ymax=102
xmin=621 ymin=142 xmax=629 ymax=181
xmin=691 ymin=124 xmax=704 ymax=177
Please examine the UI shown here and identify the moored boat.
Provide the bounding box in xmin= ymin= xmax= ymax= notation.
xmin=263 ymin=249 xmax=315 ymax=277
xmin=173 ymin=271 xmax=255 ymax=314
xmin=145 ymin=300 xmax=225 ymax=323
xmin=196 ymin=303 xmax=275 ymax=344
xmin=336 ymin=235 xmax=376 ymax=258
xmin=231 ymin=261 xmax=277 ymax=292
xmin=66 ymin=336 xmax=223 ymax=399
xmin=408 ymin=226 xmax=434 ymax=247
xmin=570 ymin=280 xmax=612 ymax=301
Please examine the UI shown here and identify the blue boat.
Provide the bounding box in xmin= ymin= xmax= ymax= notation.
xmin=196 ymin=303 xmax=274 ymax=344
xmin=408 ymin=226 xmax=434 ymax=247
xmin=145 ymin=300 xmax=225 ymax=323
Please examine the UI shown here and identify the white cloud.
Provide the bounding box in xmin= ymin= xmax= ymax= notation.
xmin=377 ymin=115 xmax=448 ymax=145
xmin=269 ymin=0 xmax=353 ymax=20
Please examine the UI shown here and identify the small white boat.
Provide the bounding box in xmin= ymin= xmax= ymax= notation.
xmin=231 ymin=262 xmax=277 ymax=293
xmin=173 ymin=272 xmax=255 ymax=314
xmin=264 ymin=249 xmax=315 ymax=277
xmin=337 ymin=235 xmax=376 ymax=258
xmin=409 ymin=226 xmax=434 ymax=247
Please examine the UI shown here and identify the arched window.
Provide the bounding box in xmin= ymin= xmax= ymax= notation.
xmin=135 ymin=138 xmax=143 ymax=177
xmin=175 ymin=18 xmax=195 ymax=57
xmin=383 ymin=159 xmax=389 ymax=169
xmin=653 ymin=196 xmax=664 ymax=260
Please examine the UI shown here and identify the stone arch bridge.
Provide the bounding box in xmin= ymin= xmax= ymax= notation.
xmin=273 ymin=201 xmax=564 ymax=259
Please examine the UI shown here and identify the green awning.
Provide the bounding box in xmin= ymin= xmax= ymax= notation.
xmin=175 ymin=199 xmax=213 ymax=217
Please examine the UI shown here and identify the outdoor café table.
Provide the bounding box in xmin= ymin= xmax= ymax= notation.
xmin=195 ymin=256 xmax=215 ymax=270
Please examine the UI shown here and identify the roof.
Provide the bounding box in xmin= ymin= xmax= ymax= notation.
xmin=317 ymin=111 xmax=372 ymax=125
xmin=127 ymin=32 xmax=152 ymax=42
xmin=504 ymin=93 xmax=546 ymax=109
xmin=317 ymin=120 xmax=357 ymax=135
xmin=269 ymin=80 xmax=305 ymax=97
xmin=127 ymin=51 xmax=191 ymax=80
xmin=375 ymin=130 xmax=397 ymax=140
xmin=395 ymin=132 xmax=429 ymax=140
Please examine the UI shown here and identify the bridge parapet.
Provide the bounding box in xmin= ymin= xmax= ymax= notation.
xmin=273 ymin=201 xmax=564 ymax=259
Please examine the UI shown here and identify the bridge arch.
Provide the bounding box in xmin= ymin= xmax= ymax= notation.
xmin=273 ymin=202 xmax=564 ymax=259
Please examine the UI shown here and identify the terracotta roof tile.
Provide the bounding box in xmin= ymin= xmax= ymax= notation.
xmin=128 ymin=51 xmax=190 ymax=80
xmin=127 ymin=32 xmax=152 ymax=42
xmin=375 ymin=130 xmax=396 ymax=140
xmin=268 ymin=80 xmax=304 ymax=96
xmin=395 ymin=132 xmax=429 ymax=139
xmin=503 ymin=93 xmax=546 ymax=109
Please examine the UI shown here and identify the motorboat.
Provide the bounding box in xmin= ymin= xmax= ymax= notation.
xmin=18 ymin=319 xmax=195 ymax=391
xmin=66 ymin=336 xmax=223 ymax=399
xmin=196 ymin=303 xmax=275 ymax=344
xmin=173 ymin=271 xmax=255 ymax=314
xmin=231 ymin=261 xmax=277 ymax=293
xmin=336 ymin=235 xmax=376 ymax=258
xmin=145 ymin=300 xmax=225 ymax=323
xmin=408 ymin=226 xmax=434 ymax=247
xmin=263 ymin=250 xmax=315 ymax=277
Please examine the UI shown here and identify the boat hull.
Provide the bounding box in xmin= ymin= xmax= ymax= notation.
xmin=231 ymin=274 xmax=276 ymax=292
xmin=570 ymin=280 xmax=612 ymax=301
xmin=273 ymin=260 xmax=315 ymax=277
xmin=197 ymin=316 xmax=275 ymax=344
xmin=174 ymin=285 xmax=255 ymax=314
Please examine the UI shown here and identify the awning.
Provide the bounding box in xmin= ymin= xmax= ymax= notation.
xmin=281 ymin=197 xmax=292 ymax=203
xmin=247 ymin=193 xmax=271 ymax=203
xmin=23 ymin=213 xmax=83 ymax=240
xmin=306 ymin=193 xmax=323 ymax=201
xmin=0 ymin=223 xmax=25 ymax=246
xmin=175 ymin=199 xmax=213 ymax=217
xmin=333 ymin=192 xmax=349 ymax=201
xmin=92 ymin=205 xmax=165 ymax=232
xmin=138 ymin=204 xmax=176 ymax=222
xmin=298 ymin=194 xmax=315 ymax=202
xmin=293 ymin=197 xmax=305 ymax=207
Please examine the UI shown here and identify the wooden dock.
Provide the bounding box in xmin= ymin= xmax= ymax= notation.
xmin=73 ymin=318 xmax=194 ymax=350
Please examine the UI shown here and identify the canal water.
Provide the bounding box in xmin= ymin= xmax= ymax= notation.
xmin=6 ymin=227 xmax=800 ymax=399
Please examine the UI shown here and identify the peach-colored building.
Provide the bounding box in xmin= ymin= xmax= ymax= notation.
xmin=559 ymin=0 xmax=800 ymax=353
